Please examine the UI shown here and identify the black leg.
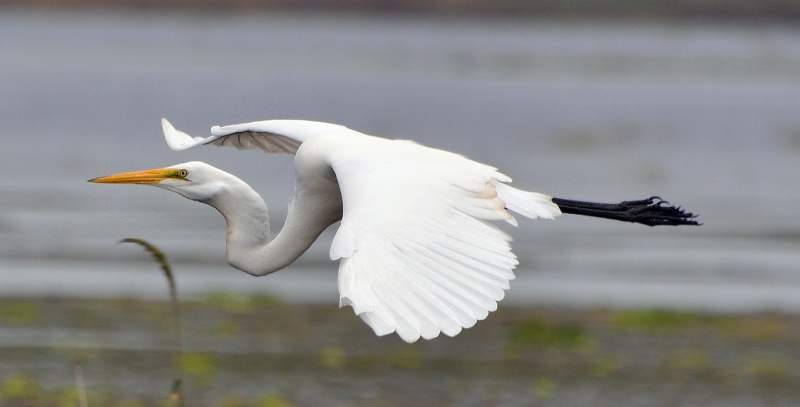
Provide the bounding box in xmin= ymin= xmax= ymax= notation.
xmin=551 ymin=196 xmax=700 ymax=227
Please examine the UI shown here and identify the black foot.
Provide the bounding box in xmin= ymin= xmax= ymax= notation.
xmin=551 ymin=196 xmax=700 ymax=227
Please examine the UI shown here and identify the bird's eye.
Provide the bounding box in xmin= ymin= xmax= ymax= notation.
xmin=178 ymin=169 xmax=189 ymax=178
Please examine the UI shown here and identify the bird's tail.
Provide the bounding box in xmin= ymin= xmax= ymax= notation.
xmin=493 ymin=182 xmax=562 ymax=223
xmin=551 ymin=196 xmax=700 ymax=226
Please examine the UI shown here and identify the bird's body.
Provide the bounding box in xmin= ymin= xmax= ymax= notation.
xmin=92 ymin=119 xmax=698 ymax=342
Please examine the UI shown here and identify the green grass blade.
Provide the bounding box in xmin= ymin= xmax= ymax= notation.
xmin=120 ymin=238 xmax=184 ymax=407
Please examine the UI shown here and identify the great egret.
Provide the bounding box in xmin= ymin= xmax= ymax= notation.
xmin=91 ymin=119 xmax=698 ymax=343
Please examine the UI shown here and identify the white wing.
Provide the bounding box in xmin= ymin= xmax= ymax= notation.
xmin=324 ymin=137 xmax=560 ymax=342
xmin=162 ymin=118 xmax=349 ymax=154
xmin=163 ymin=118 xmax=561 ymax=343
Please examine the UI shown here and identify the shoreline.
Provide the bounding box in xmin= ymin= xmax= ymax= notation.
xmin=1 ymin=297 xmax=798 ymax=406
xmin=3 ymin=0 xmax=800 ymax=22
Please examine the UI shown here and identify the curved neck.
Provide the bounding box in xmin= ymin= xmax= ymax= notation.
xmin=209 ymin=182 xmax=340 ymax=276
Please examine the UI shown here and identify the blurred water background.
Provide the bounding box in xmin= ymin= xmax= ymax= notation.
xmin=2 ymin=6 xmax=799 ymax=312
xmin=1 ymin=3 xmax=800 ymax=406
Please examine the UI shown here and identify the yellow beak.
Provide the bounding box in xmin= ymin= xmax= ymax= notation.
xmin=89 ymin=168 xmax=172 ymax=185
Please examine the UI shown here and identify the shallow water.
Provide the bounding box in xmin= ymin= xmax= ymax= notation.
xmin=1 ymin=9 xmax=800 ymax=312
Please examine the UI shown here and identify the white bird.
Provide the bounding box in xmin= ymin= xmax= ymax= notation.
xmin=91 ymin=118 xmax=698 ymax=343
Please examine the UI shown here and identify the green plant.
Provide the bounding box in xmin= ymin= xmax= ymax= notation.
xmin=121 ymin=238 xmax=184 ymax=406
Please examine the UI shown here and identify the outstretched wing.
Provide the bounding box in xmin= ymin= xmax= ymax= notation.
xmin=324 ymin=137 xmax=560 ymax=342
xmin=162 ymin=118 xmax=349 ymax=154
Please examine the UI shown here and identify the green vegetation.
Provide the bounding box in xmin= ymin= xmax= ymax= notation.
xmin=203 ymin=291 xmax=285 ymax=314
xmin=0 ymin=239 xmax=797 ymax=405
xmin=0 ymin=372 xmax=39 ymax=401
xmin=531 ymin=376 xmax=558 ymax=399
xmin=318 ymin=346 xmax=347 ymax=368
xmin=179 ymin=352 xmax=217 ymax=386
xmin=0 ymin=300 xmax=798 ymax=406
xmin=663 ymin=348 xmax=710 ymax=372
xmin=739 ymin=353 xmax=791 ymax=381
xmin=508 ymin=319 xmax=590 ymax=350
xmin=0 ymin=300 xmax=44 ymax=324
xmin=610 ymin=309 xmax=699 ymax=333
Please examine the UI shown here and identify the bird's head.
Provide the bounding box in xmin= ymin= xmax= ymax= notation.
xmin=90 ymin=161 xmax=235 ymax=202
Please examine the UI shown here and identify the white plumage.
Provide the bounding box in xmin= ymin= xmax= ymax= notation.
xmin=161 ymin=118 xmax=560 ymax=342
xmin=93 ymin=119 xmax=697 ymax=341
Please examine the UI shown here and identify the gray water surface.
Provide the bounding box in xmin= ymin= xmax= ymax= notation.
xmin=1 ymin=9 xmax=800 ymax=312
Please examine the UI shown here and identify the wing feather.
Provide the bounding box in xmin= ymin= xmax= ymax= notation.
xmin=402 ymin=236 xmax=505 ymax=305
xmin=394 ymin=252 xmax=480 ymax=333
xmin=162 ymin=118 xmax=348 ymax=154
xmin=326 ymin=137 xmax=560 ymax=342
